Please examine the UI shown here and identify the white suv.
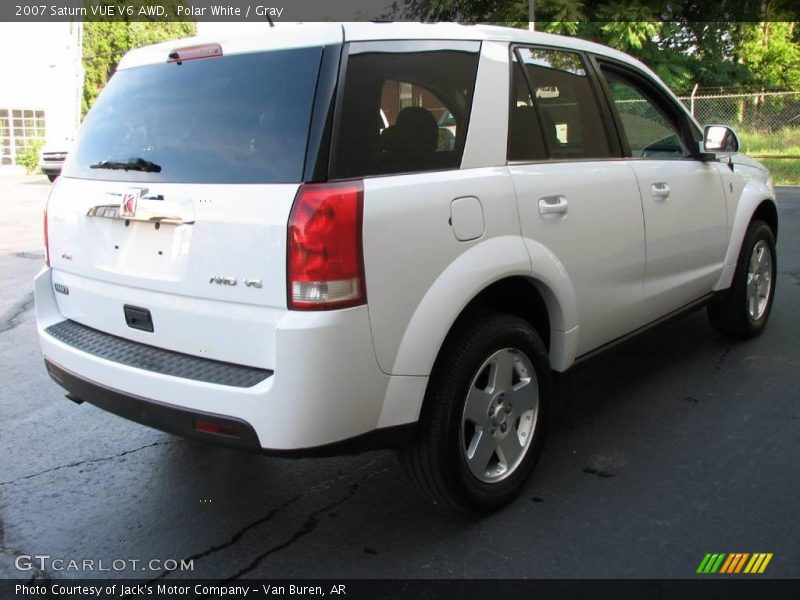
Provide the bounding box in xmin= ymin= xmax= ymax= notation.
xmin=36 ymin=23 xmax=778 ymax=511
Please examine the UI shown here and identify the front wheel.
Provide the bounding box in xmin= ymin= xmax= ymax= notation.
xmin=708 ymin=220 xmax=777 ymax=339
xmin=398 ymin=312 xmax=551 ymax=512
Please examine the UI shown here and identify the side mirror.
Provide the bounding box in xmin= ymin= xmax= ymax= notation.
xmin=702 ymin=125 xmax=740 ymax=158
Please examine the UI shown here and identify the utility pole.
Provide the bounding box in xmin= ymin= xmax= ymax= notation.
xmin=529 ymin=0 xmax=535 ymax=30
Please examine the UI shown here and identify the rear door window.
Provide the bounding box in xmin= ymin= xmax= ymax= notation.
xmin=64 ymin=47 xmax=323 ymax=184
xmin=508 ymin=59 xmax=547 ymax=161
xmin=331 ymin=41 xmax=480 ymax=179
xmin=512 ymin=47 xmax=612 ymax=160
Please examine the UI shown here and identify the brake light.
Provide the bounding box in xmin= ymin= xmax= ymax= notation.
xmin=287 ymin=181 xmax=366 ymax=310
xmin=43 ymin=208 xmax=50 ymax=267
xmin=167 ymin=43 xmax=222 ymax=63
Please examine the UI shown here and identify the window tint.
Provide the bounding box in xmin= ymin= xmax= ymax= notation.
xmin=64 ymin=48 xmax=322 ymax=183
xmin=602 ymin=69 xmax=690 ymax=159
xmin=514 ymin=47 xmax=611 ymax=160
xmin=331 ymin=45 xmax=479 ymax=179
xmin=508 ymin=60 xmax=547 ymax=161
xmin=380 ymin=80 xmax=456 ymax=151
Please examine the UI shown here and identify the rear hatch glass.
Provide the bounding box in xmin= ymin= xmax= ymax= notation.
xmin=63 ymin=47 xmax=322 ymax=184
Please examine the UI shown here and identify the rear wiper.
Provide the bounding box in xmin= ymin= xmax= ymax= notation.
xmin=90 ymin=157 xmax=162 ymax=173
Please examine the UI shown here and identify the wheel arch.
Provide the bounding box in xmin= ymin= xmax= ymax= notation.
xmin=410 ymin=275 xmax=562 ymax=435
xmin=714 ymin=179 xmax=779 ymax=292
xmin=378 ymin=236 xmax=579 ymax=430
xmin=752 ymin=198 xmax=778 ymax=240
xmin=389 ymin=240 xmax=579 ymax=377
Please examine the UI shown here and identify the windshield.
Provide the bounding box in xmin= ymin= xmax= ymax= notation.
xmin=64 ymin=47 xmax=323 ymax=184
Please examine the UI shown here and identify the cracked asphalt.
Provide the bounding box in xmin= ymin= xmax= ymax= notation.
xmin=1 ymin=176 xmax=798 ymax=581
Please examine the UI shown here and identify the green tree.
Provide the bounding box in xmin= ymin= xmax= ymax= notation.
xmin=82 ymin=1 xmax=195 ymax=115
xmin=739 ymin=21 xmax=800 ymax=90
xmin=396 ymin=0 xmax=800 ymax=94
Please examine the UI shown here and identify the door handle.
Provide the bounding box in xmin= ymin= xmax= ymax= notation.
xmin=538 ymin=195 xmax=568 ymax=216
xmin=651 ymin=182 xmax=670 ymax=200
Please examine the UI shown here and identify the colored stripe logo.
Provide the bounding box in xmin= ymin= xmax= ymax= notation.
xmin=697 ymin=553 xmax=773 ymax=574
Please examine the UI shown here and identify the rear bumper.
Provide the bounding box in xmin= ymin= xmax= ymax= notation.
xmin=35 ymin=267 xmax=424 ymax=452
xmin=44 ymin=359 xmax=414 ymax=456
xmin=45 ymin=359 xmax=263 ymax=451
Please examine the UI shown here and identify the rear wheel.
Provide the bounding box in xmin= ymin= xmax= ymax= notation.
xmin=708 ymin=220 xmax=776 ymax=339
xmin=46 ymin=174 xmax=57 ymax=182
xmin=398 ymin=312 xmax=551 ymax=512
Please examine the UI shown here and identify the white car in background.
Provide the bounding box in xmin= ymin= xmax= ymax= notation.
xmin=36 ymin=23 xmax=777 ymax=511
xmin=39 ymin=139 xmax=73 ymax=182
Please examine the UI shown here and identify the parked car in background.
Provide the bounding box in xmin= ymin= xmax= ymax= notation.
xmin=36 ymin=23 xmax=778 ymax=512
xmin=39 ymin=139 xmax=73 ymax=182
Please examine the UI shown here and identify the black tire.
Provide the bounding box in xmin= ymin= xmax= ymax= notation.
xmin=398 ymin=312 xmax=551 ymax=512
xmin=708 ymin=220 xmax=776 ymax=339
xmin=47 ymin=174 xmax=57 ymax=182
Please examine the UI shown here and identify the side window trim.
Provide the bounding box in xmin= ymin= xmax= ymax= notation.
xmin=327 ymin=42 xmax=352 ymax=181
xmin=510 ymin=43 xmax=623 ymax=162
xmin=304 ymin=43 xmax=343 ymax=183
xmin=584 ymin=53 xmax=629 ymax=157
xmin=511 ymin=45 xmax=555 ymax=159
xmin=592 ymin=56 xmax=700 ymax=160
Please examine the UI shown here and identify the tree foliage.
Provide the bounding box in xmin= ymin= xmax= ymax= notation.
xmin=739 ymin=22 xmax=800 ymax=90
xmin=396 ymin=0 xmax=800 ymax=93
xmin=82 ymin=1 xmax=195 ymax=115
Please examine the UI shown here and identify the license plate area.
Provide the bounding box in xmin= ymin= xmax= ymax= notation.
xmin=90 ymin=219 xmax=190 ymax=281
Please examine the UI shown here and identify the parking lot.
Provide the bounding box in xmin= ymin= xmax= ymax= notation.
xmin=1 ymin=175 xmax=798 ymax=581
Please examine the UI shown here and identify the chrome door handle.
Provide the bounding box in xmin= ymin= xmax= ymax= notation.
xmin=651 ymin=182 xmax=670 ymax=200
xmin=538 ymin=195 xmax=568 ymax=216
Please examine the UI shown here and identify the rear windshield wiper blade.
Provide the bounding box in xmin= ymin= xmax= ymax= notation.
xmin=90 ymin=157 xmax=162 ymax=173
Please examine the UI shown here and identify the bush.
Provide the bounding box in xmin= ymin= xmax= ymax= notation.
xmin=17 ymin=139 xmax=44 ymax=174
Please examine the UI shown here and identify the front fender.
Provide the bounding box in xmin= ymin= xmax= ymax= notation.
xmin=714 ymin=176 xmax=776 ymax=291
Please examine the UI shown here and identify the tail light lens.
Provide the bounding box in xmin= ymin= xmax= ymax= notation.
xmin=287 ymin=181 xmax=365 ymax=310
xmin=43 ymin=208 xmax=50 ymax=267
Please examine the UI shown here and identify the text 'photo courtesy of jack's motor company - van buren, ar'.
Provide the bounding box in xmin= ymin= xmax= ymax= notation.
xmin=15 ymin=583 xmax=348 ymax=597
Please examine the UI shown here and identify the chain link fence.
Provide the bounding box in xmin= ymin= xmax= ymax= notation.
xmin=678 ymin=90 xmax=800 ymax=133
xmin=677 ymin=90 xmax=799 ymax=183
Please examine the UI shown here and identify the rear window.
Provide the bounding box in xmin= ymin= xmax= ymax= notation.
xmin=63 ymin=48 xmax=323 ymax=184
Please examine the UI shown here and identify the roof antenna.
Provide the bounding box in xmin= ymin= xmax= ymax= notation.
xmin=265 ymin=13 xmax=274 ymax=27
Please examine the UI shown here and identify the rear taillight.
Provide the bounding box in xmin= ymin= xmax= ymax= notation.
xmin=287 ymin=181 xmax=365 ymax=310
xmin=43 ymin=208 xmax=50 ymax=267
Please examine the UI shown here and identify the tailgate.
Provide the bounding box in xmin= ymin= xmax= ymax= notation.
xmin=47 ymin=179 xmax=298 ymax=369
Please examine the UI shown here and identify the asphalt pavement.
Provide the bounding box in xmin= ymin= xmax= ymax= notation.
xmin=1 ymin=176 xmax=798 ymax=581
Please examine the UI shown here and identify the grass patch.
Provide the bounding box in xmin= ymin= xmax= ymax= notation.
xmin=738 ymin=128 xmax=800 ymax=185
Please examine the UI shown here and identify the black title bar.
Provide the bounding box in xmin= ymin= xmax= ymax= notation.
xmin=2 ymin=0 xmax=799 ymax=22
